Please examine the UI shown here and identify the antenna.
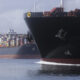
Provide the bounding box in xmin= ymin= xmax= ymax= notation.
xmin=34 ymin=0 xmax=39 ymax=12
xmin=34 ymin=1 xmax=36 ymax=12
xmin=60 ymin=0 xmax=63 ymax=8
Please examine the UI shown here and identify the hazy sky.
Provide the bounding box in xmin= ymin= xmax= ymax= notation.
xmin=0 ymin=0 xmax=80 ymax=34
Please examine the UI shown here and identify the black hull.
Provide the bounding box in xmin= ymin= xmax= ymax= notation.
xmin=25 ymin=17 xmax=80 ymax=63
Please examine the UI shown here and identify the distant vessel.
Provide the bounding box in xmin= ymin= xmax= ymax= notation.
xmin=0 ymin=29 xmax=40 ymax=59
xmin=24 ymin=0 xmax=80 ymax=72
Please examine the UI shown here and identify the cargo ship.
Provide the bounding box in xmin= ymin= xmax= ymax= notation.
xmin=24 ymin=0 xmax=80 ymax=73
xmin=0 ymin=29 xmax=40 ymax=59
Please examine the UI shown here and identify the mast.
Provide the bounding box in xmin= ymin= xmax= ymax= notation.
xmin=34 ymin=1 xmax=36 ymax=12
xmin=60 ymin=0 xmax=63 ymax=8
xmin=60 ymin=0 xmax=64 ymax=11
xmin=34 ymin=0 xmax=38 ymax=12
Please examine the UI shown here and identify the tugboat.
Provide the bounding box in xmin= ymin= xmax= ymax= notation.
xmin=24 ymin=0 xmax=80 ymax=73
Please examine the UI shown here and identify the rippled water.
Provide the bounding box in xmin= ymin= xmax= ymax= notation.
xmin=0 ymin=59 xmax=80 ymax=80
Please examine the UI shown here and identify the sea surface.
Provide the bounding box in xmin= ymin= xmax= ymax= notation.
xmin=0 ymin=59 xmax=80 ymax=80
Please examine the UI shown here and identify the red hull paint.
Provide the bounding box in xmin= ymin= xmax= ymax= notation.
xmin=0 ymin=55 xmax=40 ymax=59
xmin=42 ymin=58 xmax=80 ymax=64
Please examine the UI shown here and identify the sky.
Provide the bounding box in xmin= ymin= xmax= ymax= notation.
xmin=0 ymin=0 xmax=80 ymax=34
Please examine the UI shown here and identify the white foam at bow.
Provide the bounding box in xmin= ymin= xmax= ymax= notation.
xmin=36 ymin=60 xmax=80 ymax=66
